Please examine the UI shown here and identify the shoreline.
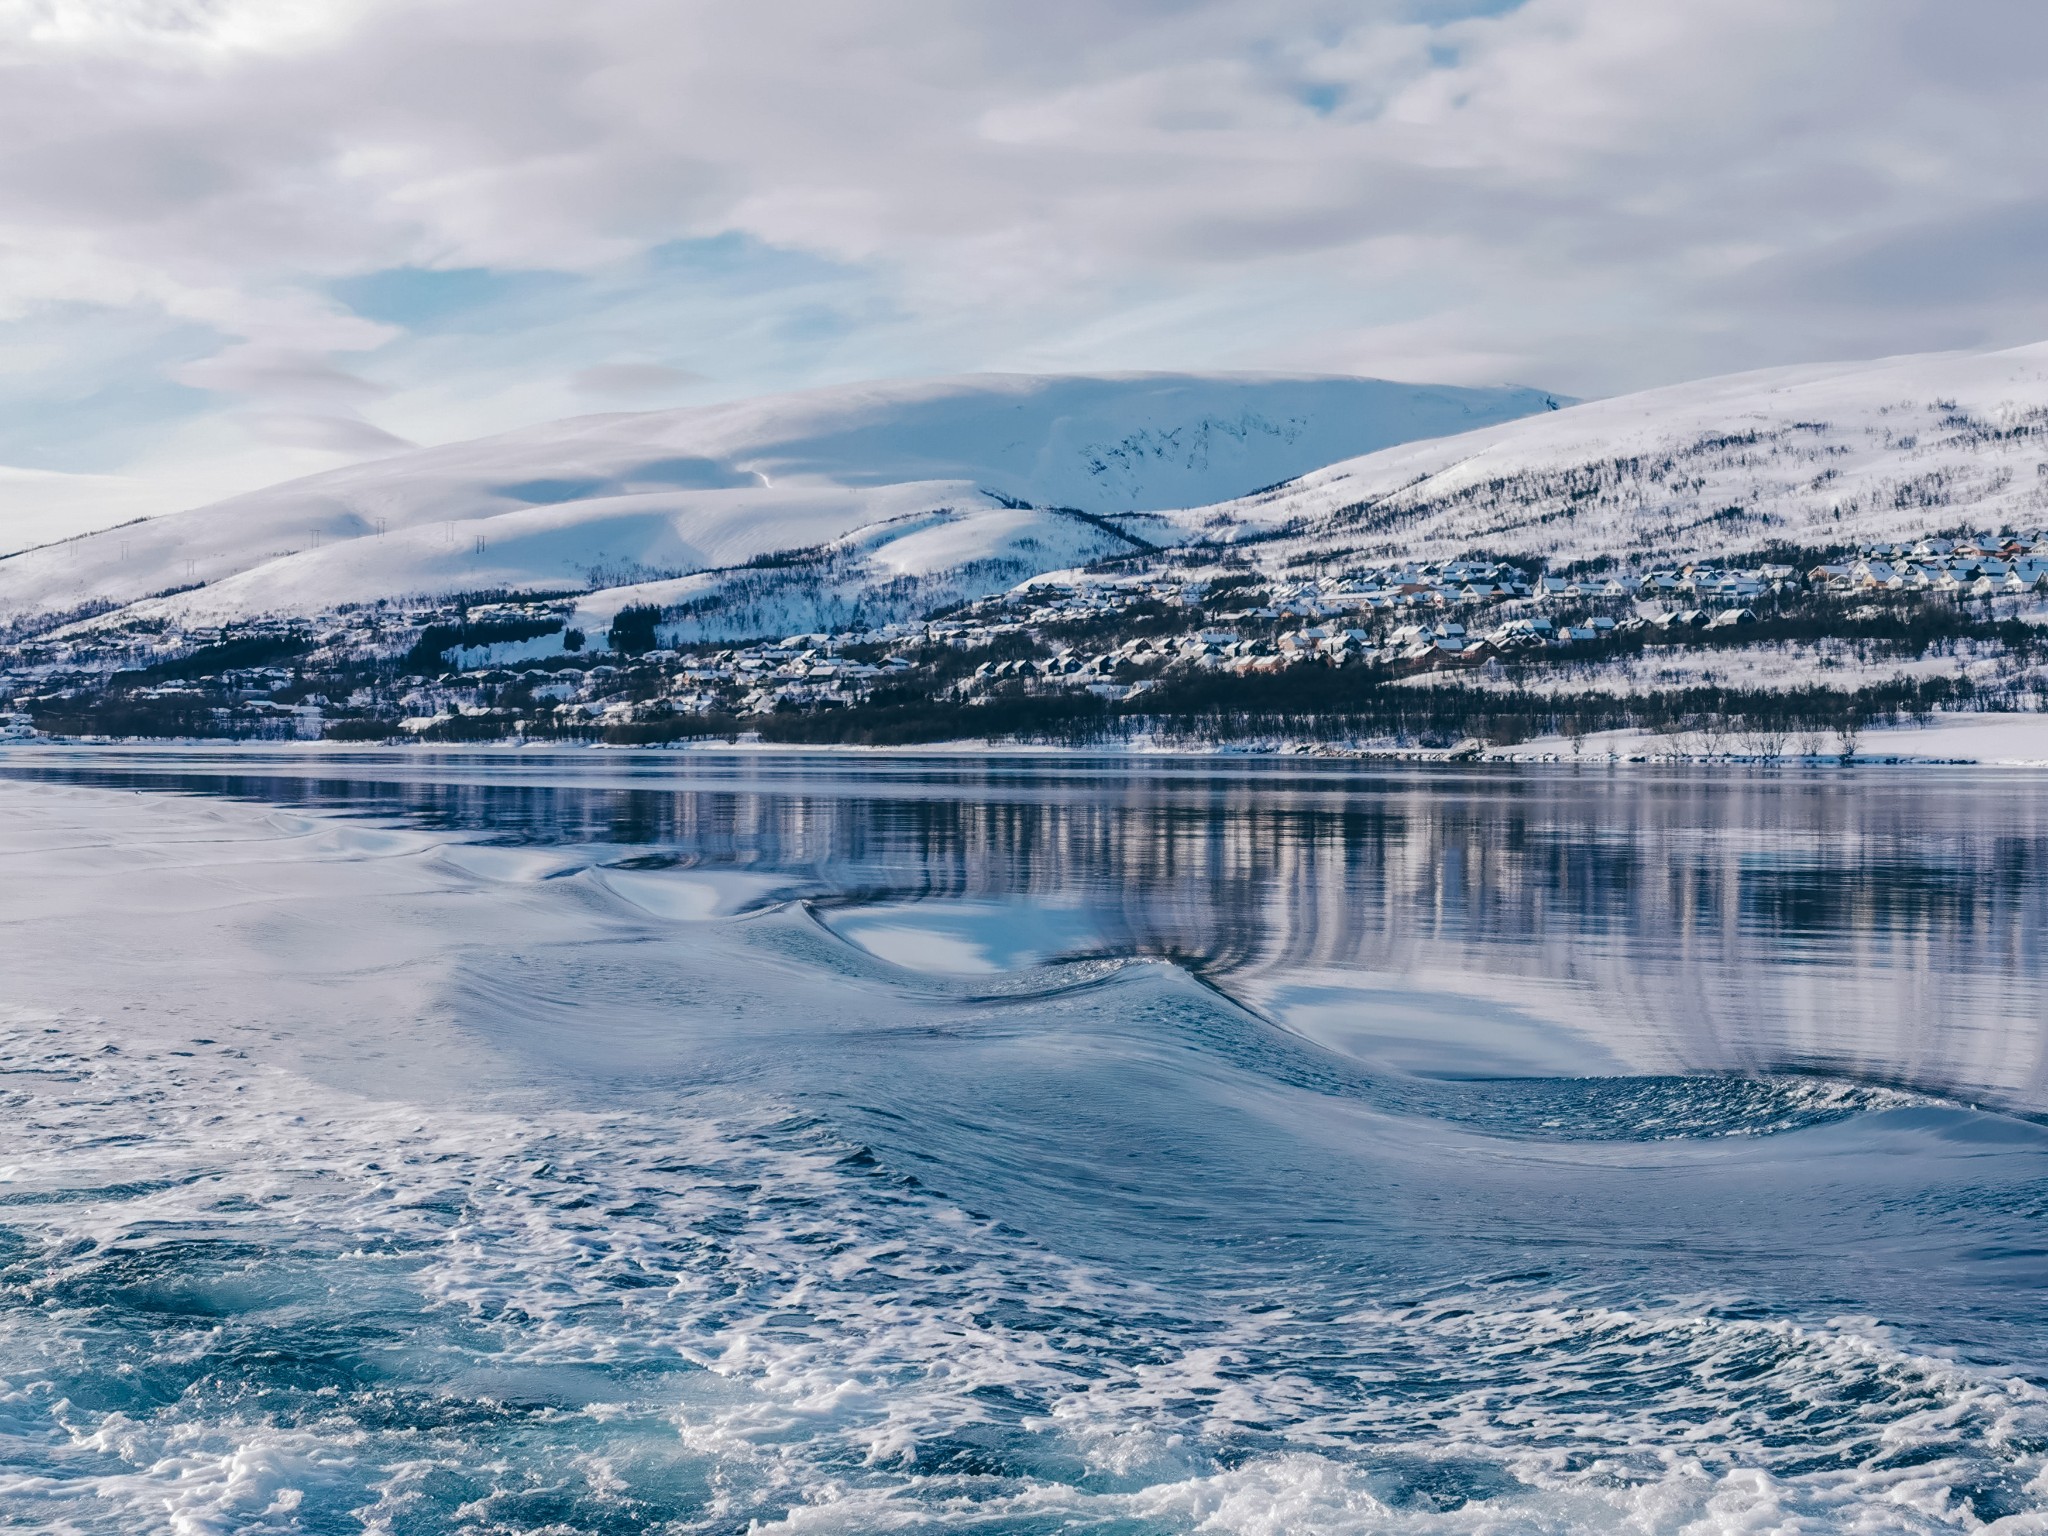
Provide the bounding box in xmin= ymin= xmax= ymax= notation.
xmin=5 ymin=711 xmax=2048 ymax=769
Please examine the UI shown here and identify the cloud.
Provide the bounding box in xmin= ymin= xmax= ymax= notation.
xmin=570 ymin=362 xmax=708 ymax=401
xmin=0 ymin=0 xmax=2044 ymax=505
xmin=238 ymin=411 xmax=415 ymax=455
xmin=173 ymin=345 xmax=390 ymax=405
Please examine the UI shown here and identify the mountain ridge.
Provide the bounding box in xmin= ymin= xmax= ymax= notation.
xmin=1165 ymin=341 xmax=2048 ymax=565
xmin=0 ymin=371 xmax=1562 ymax=629
xmin=9 ymin=342 xmax=2048 ymax=647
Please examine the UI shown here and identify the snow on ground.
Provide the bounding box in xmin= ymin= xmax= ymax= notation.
xmin=538 ymin=502 xmax=1139 ymax=646
xmin=58 ymin=480 xmax=991 ymax=632
xmin=1177 ymin=340 xmax=2048 ymax=566
xmin=11 ymin=719 xmax=2048 ymax=766
xmin=0 ymin=373 xmax=1554 ymax=628
xmin=1492 ymin=712 xmax=2048 ymax=764
xmin=1407 ymin=638 xmax=2037 ymax=698
xmin=1857 ymin=712 xmax=2048 ymax=762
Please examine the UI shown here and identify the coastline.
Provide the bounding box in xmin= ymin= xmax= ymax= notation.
xmin=5 ymin=710 xmax=2048 ymax=768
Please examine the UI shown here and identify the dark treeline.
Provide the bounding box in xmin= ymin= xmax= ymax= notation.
xmin=110 ymin=629 xmax=314 ymax=687
xmin=381 ymin=669 xmax=1969 ymax=750
xmin=1130 ymin=677 xmax=1952 ymax=751
xmin=32 ymin=693 xmax=299 ymax=740
xmin=608 ymin=605 xmax=663 ymax=655
xmin=404 ymin=615 xmax=564 ymax=671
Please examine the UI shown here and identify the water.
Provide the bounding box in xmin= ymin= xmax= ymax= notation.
xmin=0 ymin=748 xmax=2044 ymax=1534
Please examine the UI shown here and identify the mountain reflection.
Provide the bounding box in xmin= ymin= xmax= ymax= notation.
xmin=8 ymin=751 xmax=2046 ymax=1109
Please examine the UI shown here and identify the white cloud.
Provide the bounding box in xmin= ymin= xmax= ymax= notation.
xmin=571 ymin=362 xmax=708 ymax=402
xmin=0 ymin=0 xmax=2042 ymax=508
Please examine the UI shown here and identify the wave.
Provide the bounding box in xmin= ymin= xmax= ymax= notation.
xmin=1 ymin=1006 xmax=2043 ymax=1533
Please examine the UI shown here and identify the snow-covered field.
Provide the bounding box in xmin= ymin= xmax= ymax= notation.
xmin=1405 ymin=637 xmax=2038 ymax=699
xmin=1856 ymin=712 xmax=2048 ymax=763
xmin=1490 ymin=711 xmax=2048 ymax=765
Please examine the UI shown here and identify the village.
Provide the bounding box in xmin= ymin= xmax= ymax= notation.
xmin=4 ymin=527 xmax=2046 ymax=745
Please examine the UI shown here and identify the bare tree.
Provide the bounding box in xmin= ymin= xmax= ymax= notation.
xmin=1655 ymin=717 xmax=1694 ymax=760
xmin=1834 ymin=702 xmax=1867 ymax=763
xmin=1693 ymin=711 xmax=1732 ymax=761
xmin=1743 ymin=720 xmax=1791 ymax=762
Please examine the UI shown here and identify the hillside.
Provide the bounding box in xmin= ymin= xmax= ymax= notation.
xmin=1176 ymin=342 xmax=2048 ymax=566
xmin=0 ymin=373 xmax=1559 ymax=631
xmin=12 ymin=344 xmax=2048 ymax=756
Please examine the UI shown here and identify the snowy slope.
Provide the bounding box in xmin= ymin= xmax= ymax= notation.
xmin=1182 ymin=342 xmax=2048 ymax=563
xmin=561 ymin=501 xmax=1144 ymax=647
xmin=0 ymin=373 xmax=1557 ymax=628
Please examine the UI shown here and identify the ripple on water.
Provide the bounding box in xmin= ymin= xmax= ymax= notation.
xmin=0 ymin=1010 xmax=2042 ymax=1534
xmin=1434 ymin=1071 xmax=1946 ymax=1143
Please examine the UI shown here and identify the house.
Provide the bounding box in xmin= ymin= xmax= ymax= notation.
xmin=1495 ymin=617 xmax=1553 ymax=642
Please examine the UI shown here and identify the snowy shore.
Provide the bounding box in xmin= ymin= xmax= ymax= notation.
xmin=7 ymin=710 xmax=2048 ymax=767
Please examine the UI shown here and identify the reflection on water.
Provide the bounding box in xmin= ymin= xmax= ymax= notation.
xmin=9 ymin=747 xmax=2046 ymax=1109
xmin=3 ymin=746 xmax=2047 ymax=1535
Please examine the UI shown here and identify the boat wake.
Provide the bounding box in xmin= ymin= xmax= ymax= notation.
xmin=1 ymin=767 xmax=2045 ymax=1533
xmin=1 ymin=1001 xmax=2041 ymax=1534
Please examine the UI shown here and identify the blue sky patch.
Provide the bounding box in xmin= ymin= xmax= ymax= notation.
xmin=332 ymin=267 xmax=585 ymax=334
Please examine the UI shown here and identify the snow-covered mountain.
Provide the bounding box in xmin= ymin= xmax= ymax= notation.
xmin=16 ymin=343 xmax=2044 ymax=648
xmin=0 ymin=373 xmax=1558 ymax=630
xmin=1177 ymin=342 xmax=2048 ymax=563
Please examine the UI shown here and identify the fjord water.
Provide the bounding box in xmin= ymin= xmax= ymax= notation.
xmin=0 ymin=751 xmax=2044 ymax=1534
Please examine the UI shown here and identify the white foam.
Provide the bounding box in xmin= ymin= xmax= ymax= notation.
xmin=0 ymin=1004 xmax=2040 ymax=1533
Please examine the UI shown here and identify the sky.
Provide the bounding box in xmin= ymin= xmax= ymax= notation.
xmin=1 ymin=0 xmax=2045 ymax=541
